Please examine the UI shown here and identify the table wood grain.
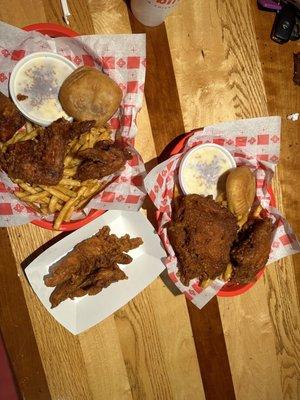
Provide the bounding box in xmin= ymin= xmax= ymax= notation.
xmin=0 ymin=1 xmax=299 ymax=399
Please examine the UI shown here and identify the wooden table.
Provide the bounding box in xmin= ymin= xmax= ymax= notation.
xmin=0 ymin=1 xmax=299 ymax=399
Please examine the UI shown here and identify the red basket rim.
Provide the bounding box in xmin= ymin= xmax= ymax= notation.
xmin=22 ymin=22 xmax=104 ymax=231
xmin=165 ymin=131 xmax=276 ymax=297
xmin=31 ymin=209 xmax=105 ymax=231
xmin=23 ymin=23 xmax=78 ymax=38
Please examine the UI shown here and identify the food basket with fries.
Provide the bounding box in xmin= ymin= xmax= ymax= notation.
xmin=0 ymin=22 xmax=146 ymax=230
xmin=144 ymin=116 xmax=300 ymax=305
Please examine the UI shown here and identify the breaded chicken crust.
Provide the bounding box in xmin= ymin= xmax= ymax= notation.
xmin=230 ymin=218 xmax=273 ymax=284
xmin=168 ymin=194 xmax=238 ymax=285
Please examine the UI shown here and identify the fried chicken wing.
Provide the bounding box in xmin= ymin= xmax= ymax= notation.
xmin=168 ymin=194 xmax=238 ymax=285
xmin=0 ymin=118 xmax=95 ymax=185
xmin=230 ymin=218 xmax=273 ymax=284
xmin=44 ymin=226 xmax=143 ymax=308
xmin=0 ymin=92 xmax=26 ymax=142
xmin=76 ymin=140 xmax=132 ymax=181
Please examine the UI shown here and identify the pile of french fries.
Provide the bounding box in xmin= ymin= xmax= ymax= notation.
xmin=1 ymin=122 xmax=111 ymax=230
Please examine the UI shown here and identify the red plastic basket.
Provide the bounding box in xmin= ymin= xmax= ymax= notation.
xmin=166 ymin=132 xmax=276 ymax=297
xmin=22 ymin=23 xmax=105 ymax=231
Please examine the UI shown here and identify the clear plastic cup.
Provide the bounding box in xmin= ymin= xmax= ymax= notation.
xmin=131 ymin=0 xmax=180 ymax=27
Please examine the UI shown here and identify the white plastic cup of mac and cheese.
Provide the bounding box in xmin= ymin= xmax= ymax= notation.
xmin=131 ymin=0 xmax=180 ymax=27
xmin=9 ymin=52 xmax=76 ymax=127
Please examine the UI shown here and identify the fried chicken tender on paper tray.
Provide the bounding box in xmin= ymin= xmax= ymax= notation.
xmin=168 ymin=194 xmax=238 ymax=286
xmin=230 ymin=218 xmax=273 ymax=284
xmin=44 ymin=226 xmax=143 ymax=308
xmin=49 ymin=263 xmax=127 ymax=307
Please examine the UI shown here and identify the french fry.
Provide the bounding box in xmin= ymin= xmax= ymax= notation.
xmin=72 ymin=141 xmax=83 ymax=153
xmin=16 ymin=182 xmax=41 ymax=195
xmin=6 ymin=129 xmax=28 ymax=146
xmin=64 ymin=155 xmax=73 ymax=166
xmin=64 ymin=205 xmax=75 ymax=222
xmin=21 ymin=130 xmax=38 ymax=141
xmin=53 ymin=202 xmax=73 ymax=230
xmin=92 ymin=127 xmax=111 ymax=141
xmin=79 ymin=133 xmax=92 ymax=151
xmin=54 ymin=186 xmax=87 ymax=230
xmin=40 ymin=205 xmax=50 ymax=215
xmin=55 ymin=185 xmax=77 ymax=198
xmin=49 ymin=196 xmax=59 ymax=214
xmin=40 ymin=186 xmax=70 ymax=202
xmin=75 ymin=182 xmax=103 ymax=210
xmin=14 ymin=190 xmax=30 ymax=199
xmin=59 ymin=178 xmax=81 ymax=187
xmin=25 ymin=121 xmax=34 ymax=133
xmin=34 ymin=198 xmax=53 ymax=205
xmin=21 ymin=191 xmax=50 ymax=203
xmin=63 ymin=168 xmax=77 ymax=177
xmin=68 ymin=159 xmax=81 ymax=167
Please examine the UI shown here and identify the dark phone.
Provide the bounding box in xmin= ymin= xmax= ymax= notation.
xmin=271 ymin=4 xmax=299 ymax=43
xmin=257 ymin=1 xmax=300 ymax=43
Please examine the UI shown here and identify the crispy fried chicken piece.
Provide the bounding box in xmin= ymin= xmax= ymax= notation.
xmin=49 ymin=264 xmax=127 ymax=308
xmin=76 ymin=140 xmax=132 ymax=181
xmin=49 ymin=263 xmax=128 ymax=307
xmin=168 ymin=194 xmax=238 ymax=285
xmin=74 ymin=266 xmax=127 ymax=296
xmin=230 ymin=218 xmax=273 ymax=284
xmin=0 ymin=92 xmax=26 ymax=142
xmin=0 ymin=118 xmax=95 ymax=185
xmin=45 ymin=226 xmax=142 ymax=287
xmin=44 ymin=226 xmax=143 ymax=308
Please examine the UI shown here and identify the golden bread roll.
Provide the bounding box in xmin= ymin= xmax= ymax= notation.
xmin=226 ymin=166 xmax=256 ymax=225
xmin=59 ymin=66 xmax=122 ymax=127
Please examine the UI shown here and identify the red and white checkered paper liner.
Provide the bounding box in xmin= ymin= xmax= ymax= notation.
xmin=144 ymin=117 xmax=300 ymax=309
xmin=0 ymin=21 xmax=147 ymax=226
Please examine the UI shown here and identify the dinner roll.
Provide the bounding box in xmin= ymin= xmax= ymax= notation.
xmin=59 ymin=66 xmax=122 ymax=127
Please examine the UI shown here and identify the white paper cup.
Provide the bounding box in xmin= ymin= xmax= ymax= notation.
xmin=179 ymin=143 xmax=236 ymax=198
xmin=131 ymin=0 xmax=180 ymax=27
xmin=9 ymin=52 xmax=76 ymax=126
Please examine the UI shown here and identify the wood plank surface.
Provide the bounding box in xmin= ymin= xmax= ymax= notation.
xmin=251 ymin=3 xmax=300 ymax=300
xmin=0 ymin=5 xmax=53 ymax=400
xmin=165 ymin=1 xmax=300 ymax=400
xmin=126 ymin=6 xmax=236 ymax=400
xmin=90 ymin=2 xmax=206 ymax=399
xmin=0 ymin=228 xmax=51 ymax=399
xmin=0 ymin=0 xmax=299 ymax=399
xmin=251 ymin=5 xmax=300 ymax=399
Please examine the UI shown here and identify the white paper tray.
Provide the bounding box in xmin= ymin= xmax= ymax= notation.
xmin=25 ymin=210 xmax=166 ymax=334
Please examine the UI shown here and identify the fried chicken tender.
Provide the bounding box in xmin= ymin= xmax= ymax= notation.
xmin=0 ymin=118 xmax=95 ymax=185
xmin=49 ymin=263 xmax=127 ymax=308
xmin=44 ymin=226 xmax=143 ymax=308
xmin=168 ymin=194 xmax=238 ymax=285
xmin=0 ymin=92 xmax=26 ymax=142
xmin=76 ymin=140 xmax=132 ymax=181
xmin=230 ymin=218 xmax=273 ymax=284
